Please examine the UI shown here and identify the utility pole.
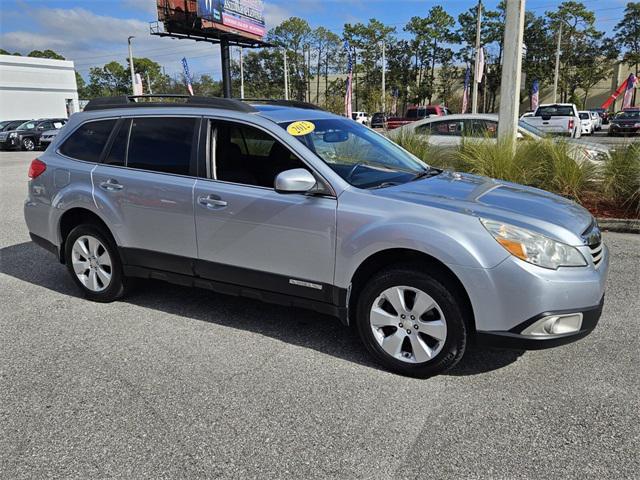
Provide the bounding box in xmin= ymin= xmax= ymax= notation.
xmin=283 ymin=49 xmax=289 ymax=100
xmin=472 ymin=0 xmax=482 ymax=114
xmin=354 ymin=48 xmax=359 ymax=111
xmin=127 ymin=36 xmax=136 ymax=95
xmin=146 ymin=72 xmax=153 ymax=94
xmin=497 ymin=0 xmax=526 ymax=149
xmin=552 ymin=22 xmax=563 ymax=103
xmin=239 ymin=46 xmax=245 ymax=99
xmin=220 ymin=38 xmax=232 ymax=98
xmin=381 ymin=41 xmax=386 ymax=113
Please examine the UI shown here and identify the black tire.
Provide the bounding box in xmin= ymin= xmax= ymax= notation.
xmin=355 ymin=266 xmax=468 ymax=378
xmin=64 ymin=224 xmax=128 ymax=302
xmin=21 ymin=137 xmax=35 ymax=151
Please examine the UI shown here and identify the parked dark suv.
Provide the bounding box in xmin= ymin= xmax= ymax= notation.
xmin=0 ymin=118 xmax=67 ymax=151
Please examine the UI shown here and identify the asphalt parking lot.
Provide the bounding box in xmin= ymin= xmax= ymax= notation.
xmin=1 ymin=151 xmax=638 ymax=479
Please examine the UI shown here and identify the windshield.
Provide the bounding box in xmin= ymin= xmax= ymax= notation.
xmin=615 ymin=111 xmax=640 ymax=120
xmin=280 ymin=118 xmax=429 ymax=189
xmin=17 ymin=121 xmax=36 ymax=130
xmin=536 ymin=105 xmax=575 ymax=117
xmin=518 ymin=120 xmax=547 ymax=138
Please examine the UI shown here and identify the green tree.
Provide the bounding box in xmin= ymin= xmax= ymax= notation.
xmin=614 ymin=2 xmax=640 ymax=103
xmin=343 ymin=19 xmax=395 ymax=112
xmin=268 ymin=17 xmax=312 ymax=101
xmin=27 ymin=49 xmax=65 ymax=60
xmin=546 ymin=1 xmax=603 ymax=102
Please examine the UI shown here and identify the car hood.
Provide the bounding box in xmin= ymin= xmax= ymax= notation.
xmin=373 ymin=171 xmax=593 ymax=244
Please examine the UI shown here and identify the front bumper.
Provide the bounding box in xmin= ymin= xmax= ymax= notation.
xmin=476 ymin=297 xmax=604 ymax=349
xmin=449 ymin=242 xmax=609 ymax=347
xmin=0 ymin=136 xmax=20 ymax=149
xmin=610 ymin=125 xmax=640 ymax=135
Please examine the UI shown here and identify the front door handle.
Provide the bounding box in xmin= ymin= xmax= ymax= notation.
xmin=198 ymin=194 xmax=227 ymax=209
xmin=99 ymin=179 xmax=124 ymax=191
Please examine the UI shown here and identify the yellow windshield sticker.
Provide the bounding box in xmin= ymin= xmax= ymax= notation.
xmin=287 ymin=121 xmax=315 ymax=136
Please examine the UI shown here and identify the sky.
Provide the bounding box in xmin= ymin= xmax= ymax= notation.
xmin=0 ymin=0 xmax=631 ymax=81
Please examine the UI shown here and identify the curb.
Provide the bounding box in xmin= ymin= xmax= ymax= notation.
xmin=597 ymin=218 xmax=640 ymax=234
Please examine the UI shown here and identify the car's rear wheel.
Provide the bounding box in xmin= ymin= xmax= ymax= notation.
xmin=355 ymin=267 xmax=467 ymax=378
xmin=64 ymin=224 xmax=127 ymax=302
xmin=21 ymin=137 xmax=35 ymax=151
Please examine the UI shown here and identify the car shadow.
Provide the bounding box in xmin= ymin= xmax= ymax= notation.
xmin=0 ymin=241 xmax=525 ymax=377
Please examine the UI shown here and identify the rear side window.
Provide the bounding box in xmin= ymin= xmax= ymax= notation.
xmin=126 ymin=117 xmax=196 ymax=175
xmin=59 ymin=119 xmax=116 ymax=162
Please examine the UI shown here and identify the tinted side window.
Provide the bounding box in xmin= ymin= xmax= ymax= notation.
xmin=59 ymin=120 xmax=116 ymax=162
xmin=104 ymin=119 xmax=130 ymax=167
xmin=127 ymin=117 xmax=196 ymax=175
xmin=215 ymin=122 xmax=305 ymax=188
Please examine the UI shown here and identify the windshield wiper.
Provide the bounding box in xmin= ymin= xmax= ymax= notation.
xmin=368 ymin=182 xmax=401 ymax=189
xmin=411 ymin=167 xmax=442 ymax=181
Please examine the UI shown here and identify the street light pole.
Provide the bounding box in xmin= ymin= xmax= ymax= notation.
xmin=381 ymin=41 xmax=386 ymax=113
xmin=283 ymin=49 xmax=289 ymax=100
xmin=552 ymin=22 xmax=563 ymax=103
xmin=472 ymin=0 xmax=482 ymax=114
xmin=127 ymin=36 xmax=136 ymax=96
xmin=497 ymin=0 xmax=526 ymax=149
xmin=239 ymin=47 xmax=245 ymax=99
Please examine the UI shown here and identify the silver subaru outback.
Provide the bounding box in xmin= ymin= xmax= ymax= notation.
xmin=24 ymin=96 xmax=609 ymax=378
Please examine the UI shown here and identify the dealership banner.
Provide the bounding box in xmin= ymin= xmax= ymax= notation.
xmin=198 ymin=0 xmax=266 ymax=39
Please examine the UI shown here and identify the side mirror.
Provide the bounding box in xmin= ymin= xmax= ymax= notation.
xmin=274 ymin=168 xmax=317 ymax=194
xmin=516 ymin=131 xmax=524 ymax=140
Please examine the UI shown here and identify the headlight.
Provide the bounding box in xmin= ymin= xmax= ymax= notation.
xmin=481 ymin=219 xmax=587 ymax=269
xmin=9 ymin=132 xmax=17 ymax=138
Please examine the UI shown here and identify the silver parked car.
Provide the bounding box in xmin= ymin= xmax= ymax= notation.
xmin=24 ymin=96 xmax=609 ymax=378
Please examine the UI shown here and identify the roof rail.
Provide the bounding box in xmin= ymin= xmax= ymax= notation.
xmin=84 ymin=95 xmax=257 ymax=113
xmin=240 ymin=98 xmax=325 ymax=111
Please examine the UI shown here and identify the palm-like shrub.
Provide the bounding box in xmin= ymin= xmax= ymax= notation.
xmin=601 ymin=143 xmax=640 ymax=213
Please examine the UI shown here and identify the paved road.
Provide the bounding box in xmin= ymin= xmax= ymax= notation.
xmin=1 ymin=152 xmax=638 ymax=479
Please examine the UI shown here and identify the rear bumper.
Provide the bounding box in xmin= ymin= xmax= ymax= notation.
xmin=476 ymin=297 xmax=604 ymax=349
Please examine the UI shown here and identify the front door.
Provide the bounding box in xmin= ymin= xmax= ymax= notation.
xmin=193 ymin=120 xmax=337 ymax=302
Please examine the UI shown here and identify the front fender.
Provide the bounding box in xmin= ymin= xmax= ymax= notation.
xmin=334 ymin=191 xmax=510 ymax=289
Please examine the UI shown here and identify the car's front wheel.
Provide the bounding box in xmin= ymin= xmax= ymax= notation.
xmin=356 ymin=267 xmax=468 ymax=378
xmin=21 ymin=137 xmax=35 ymax=151
xmin=64 ymin=224 xmax=128 ymax=302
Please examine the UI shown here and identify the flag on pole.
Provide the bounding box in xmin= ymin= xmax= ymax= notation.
xmin=475 ymin=47 xmax=485 ymax=83
xmin=622 ymin=73 xmax=637 ymax=110
xmin=461 ymin=65 xmax=471 ymax=114
xmin=181 ymin=57 xmax=194 ymax=96
xmin=344 ymin=41 xmax=353 ymax=118
xmin=133 ymin=73 xmax=144 ymax=96
xmin=531 ymin=79 xmax=540 ymax=111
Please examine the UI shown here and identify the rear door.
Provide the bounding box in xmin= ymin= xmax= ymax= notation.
xmin=193 ymin=119 xmax=337 ymax=302
xmin=92 ymin=116 xmax=200 ymax=274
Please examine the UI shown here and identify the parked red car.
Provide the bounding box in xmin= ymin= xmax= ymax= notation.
xmin=385 ymin=105 xmax=450 ymax=130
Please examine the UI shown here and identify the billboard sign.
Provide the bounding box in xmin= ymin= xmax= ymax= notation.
xmin=198 ymin=0 xmax=266 ymax=39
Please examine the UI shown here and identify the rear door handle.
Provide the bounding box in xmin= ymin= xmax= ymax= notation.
xmin=198 ymin=194 xmax=227 ymax=209
xmin=99 ymin=179 xmax=124 ymax=191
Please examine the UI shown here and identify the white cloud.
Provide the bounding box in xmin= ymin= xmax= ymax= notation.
xmin=264 ymin=4 xmax=291 ymax=28
xmin=0 ymin=6 xmax=220 ymax=78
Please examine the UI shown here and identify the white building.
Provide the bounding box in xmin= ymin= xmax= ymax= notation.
xmin=0 ymin=55 xmax=79 ymax=120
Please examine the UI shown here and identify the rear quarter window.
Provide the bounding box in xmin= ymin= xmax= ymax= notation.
xmin=59 ymin=119 xmax=116 ymax=162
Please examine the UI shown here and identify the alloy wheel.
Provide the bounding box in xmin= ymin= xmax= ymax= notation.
xmin=22 ymin=138 xmax=35 ymax=151
xmin=369 ymin=286 xmax=447 ymax=363
xmin=71 ymin=235 xmax=112 ymax=292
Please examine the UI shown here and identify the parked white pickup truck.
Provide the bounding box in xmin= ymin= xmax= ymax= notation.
xmin=521 ymin=103 xmax=582 ymax=138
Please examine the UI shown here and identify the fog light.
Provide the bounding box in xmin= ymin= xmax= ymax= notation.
xmin=521 ymin=313 xmax=583 ymax=337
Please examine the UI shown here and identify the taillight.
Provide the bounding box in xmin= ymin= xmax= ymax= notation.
xmin=568 ymin=119 xmax=574 ymax=130
xmin=28 ymin=158 xmax=46 ymax=179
